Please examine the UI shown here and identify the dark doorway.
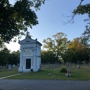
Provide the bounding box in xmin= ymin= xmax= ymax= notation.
xmin=26 ymin=59 xmax=31 ymax=69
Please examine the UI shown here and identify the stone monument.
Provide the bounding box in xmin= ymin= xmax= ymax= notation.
xmin=18 ymin=32 xmax=42 ymax=72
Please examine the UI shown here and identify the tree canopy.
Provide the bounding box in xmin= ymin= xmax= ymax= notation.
xmin=73 ymin=0 xmax=90 ymax=39
xmin=43 ymin=32 xmax=68 ymax=62
xmin=1 ymin=0 xmax=90 ymax=43
xmin=0 ymin=0 xmax=45 ymax=42
xmin=62 ymin=37 xmax=90 ymax=64
xmin=73 ymin=0 xmax=90 ymax=17
xmin=42 ymin=32 xmax=90 ymax=64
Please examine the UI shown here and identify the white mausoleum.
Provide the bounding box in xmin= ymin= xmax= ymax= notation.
xmin=18 ymin=34 xmax=42 ymax=72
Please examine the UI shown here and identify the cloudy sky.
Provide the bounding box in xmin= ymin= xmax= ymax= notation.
xmin=5 ymin=0 xmax=89 ymax=51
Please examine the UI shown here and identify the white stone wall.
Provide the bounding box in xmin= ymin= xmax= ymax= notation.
xmin=37 ymin=57 xmax=41 ymax=70
xmin=36 ymin=45 xmax=41 ymax=56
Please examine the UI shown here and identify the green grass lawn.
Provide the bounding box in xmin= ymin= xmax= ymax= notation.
xmin=0 ymin=67 xmax=18 ymax=78
xmin=0 ymin=65 xmax=90 ymax=80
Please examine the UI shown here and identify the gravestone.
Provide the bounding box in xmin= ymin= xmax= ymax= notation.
xmin=77 ymin=65 xmax=80 ymax=69
xmin=56 ymin=63 xmax=59 ymax=68
xmin=8 ymin=64 xmax=11 ymax=70
xmin=6 ymin=64 xmax=8 ymax=69
xmin=12 ymin=64 xmax=16 ymax=68
xmin=89 ymin=63 xmax=90 ymax=66
xmin=0 ymin=66 xmax=2 ymax=69
xmin=48 ymin=73 xmax=51 ymax=76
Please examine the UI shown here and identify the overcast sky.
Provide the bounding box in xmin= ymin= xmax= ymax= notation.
xmin=5 ymin=0 xmax=90 ymax=51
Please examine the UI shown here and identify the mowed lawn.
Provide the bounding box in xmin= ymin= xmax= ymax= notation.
xmin=0 ymin=65 xmax=90 ymax=80
xmin=0 ymin=67 xmax=18 ymax=78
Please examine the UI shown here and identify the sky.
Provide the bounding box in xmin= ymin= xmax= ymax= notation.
xmin=5 ymin=0 xmax=90 ymax=51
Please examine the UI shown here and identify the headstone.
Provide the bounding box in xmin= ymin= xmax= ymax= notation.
xmin=89 ymin=63 xmax=90 ymax=66
xmin=56 ymin=63 xmax=59 ymax=67
xmin=12 ymin=64 xmax=16 ymax=68
xmin=6 ymin=64 xmax=8 ymax=69
xmin=8 ymin=64 xmax=11 ymax=70
xmin=77 ymin=65 xmax=80 ymax=69
xmin=0 ymin=66 xmax=2 ymax=69
xmin=48 ymin=73 xmax=51 ymax=76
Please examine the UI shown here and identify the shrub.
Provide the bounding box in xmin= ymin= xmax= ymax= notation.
xmin=60 ymin=68 xmax=67 ymax=73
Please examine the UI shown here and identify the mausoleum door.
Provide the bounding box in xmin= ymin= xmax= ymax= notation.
xmin=26 ymin=59 xmax=31 ymax=69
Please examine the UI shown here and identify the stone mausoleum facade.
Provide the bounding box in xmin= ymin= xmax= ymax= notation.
xmin=18 ymin=35 xmax=42 ymax=72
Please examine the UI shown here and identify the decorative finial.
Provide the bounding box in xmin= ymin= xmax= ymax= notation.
xmin=35 ymin=38 xmax=37 ymax=41
xmin=26 ymin=31 xmax=31 ymax=39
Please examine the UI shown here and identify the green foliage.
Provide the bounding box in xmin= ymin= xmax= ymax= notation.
xmin=62 ymin=37 xmax=90 ymax=63
xmin=41 ymin=50 xmax=57 ymax=63
xmin=60 ymin=68 xmax=67 ymax=73
xmin=0 ymin=0 xmax=45 ymax=42
xmin=73 ymin=3 xmax=90 ymax=17
xmin=0 ymin=38 xmax=5 ymax=49
xmin=0 ymin=47 xmax=20 ymax=66
xmin=43 ymin=32 xmax=69 ymax=62
xmin=73 ymin=0 xmax=90 ymax=39
xmin=7 ymin=51 xmax=20 ymax=65
xmin=42 ymin=32 xmax=90 ymax=64
xmin=82 ymin=25 xmax=90 ymax=43
xmin=0 ymin=48 xmax=10 ymax=65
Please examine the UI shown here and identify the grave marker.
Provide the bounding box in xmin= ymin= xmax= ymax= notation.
xmin=8 ymin=64 xmax=11 ymax=70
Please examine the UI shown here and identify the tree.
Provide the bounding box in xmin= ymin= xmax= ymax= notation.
xmin=0 ymin=49 xmax=20 ymax=66
xmin=73 ymin=0 xmax=90 ymax=39
xmin=0 ymin=0 xmax=45 ymax=42
xmin=0 ymin=38 xmax=5 ymax=50
xmin=62 ymin=48 xmax=75 ymax=63
xmin=43 ymin=38 xmax=53 ymax=51
xmin=63 ymin=37 xmax=90 ymax=64
xmin=0 ymin=47 xmax=10 ymax=66
xmin=43 ymin=32 xmax=69 ymax=62
xmin=41 ymin=50 xmax=57 ymax=64
xmin=73 ymin=0 xmax=90 ymax=17
xmin=7 ymin=50 xmax=20 ymax=65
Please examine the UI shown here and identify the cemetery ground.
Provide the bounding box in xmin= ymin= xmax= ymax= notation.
xmin=0 ymin=67 xmax=18 ymax=78
xmin=0 ymin=64 xmax=90 ymax=80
